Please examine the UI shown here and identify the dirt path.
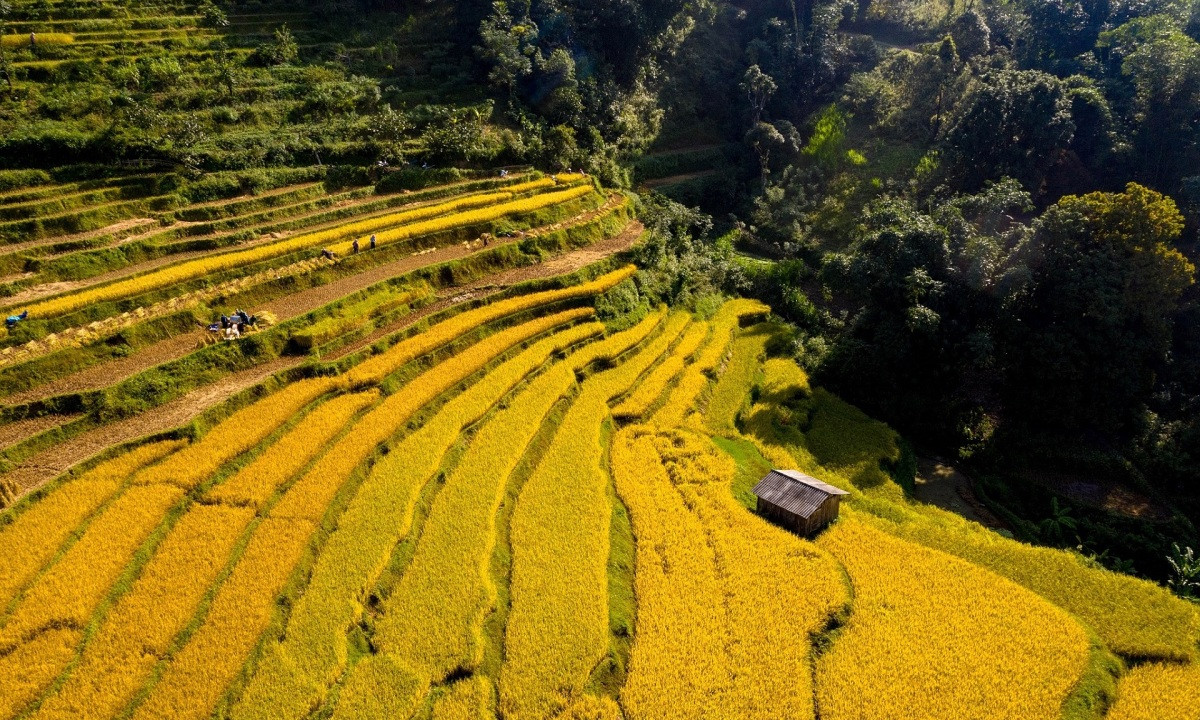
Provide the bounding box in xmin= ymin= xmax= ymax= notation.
xmin=259 ymin=195 xmax=628 ymax=321
xmin=1 ymin=357 xmax=298 ymax=495
xmin=0 ymin=271 xmax=34 ymax=286
xmin=3 ymin=332 xmax=205 ymax=406
xmin=181 ymin=181 xmax=320 ymax=211
xmin=5 ymin=210 xmax=641 ymax=405
xmin=0 ymin=413 xmax=84 ymax=451
xmin=644 ymin=143 xmax=726 ymax=157
xmin=0 ymin=217 xmax=156 ymax=261
xmin=912 ymin=458 xmax=1008 ymax=529
xmin=642 ymin=170 xmax=719 ymax=189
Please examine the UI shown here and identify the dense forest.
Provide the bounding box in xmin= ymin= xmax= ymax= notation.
xmin=1 ymin=0 xmax=1197 ymax=581
xmin=468 ymin=0 xmax=1200 ymax=580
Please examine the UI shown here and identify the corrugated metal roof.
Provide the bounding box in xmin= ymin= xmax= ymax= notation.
xmin=771 ymin=469 xmax=850 ymax=496
xmin=752 ymin=469 xmax=849 ymax=519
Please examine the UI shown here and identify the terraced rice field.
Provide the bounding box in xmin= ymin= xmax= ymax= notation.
xmin=1 ymin=219 xmax=1195 ymax=720
xmin=0 ymin=14 xmax=1196 ymax=705
xmin=0 ymin=169 xmax=624 ymax=460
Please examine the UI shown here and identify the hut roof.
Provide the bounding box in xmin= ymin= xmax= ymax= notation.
xmin=752 ymin=469 xmax=849 ymax=518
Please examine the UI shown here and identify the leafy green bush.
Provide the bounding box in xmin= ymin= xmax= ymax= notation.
xmin=0 ymin=170 xmax=52 ymax=192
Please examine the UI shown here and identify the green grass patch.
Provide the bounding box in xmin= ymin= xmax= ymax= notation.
xmin=711 ymin=434 xmax=773 ymax=511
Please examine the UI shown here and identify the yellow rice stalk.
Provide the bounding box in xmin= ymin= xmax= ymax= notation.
xmin=30 ymin=505 xmax=255 ymax=720
xmin=861 ymin=506 xmax=1200 ymax=662
xmin=433 ymin=677 xmax=496 ymax=720
xmin=655 ymin=299 xmax=769 ymax=428
xmin=612 ymin=321 xmax=707 ymax=420
xmin=0 ymin=629 xmax=79 ymax=720
xmin=703 ymin=324 xmax=773 ymax=434
xmin=233 ymin=323 xmax=603 ymax=720
xmin=753 ymin=348 xmax=1200 ymax=663
xmin=270 ymin=308 xmax=593 ymax=521
xmin=326 ymin=185 xmax=594 ymax=255
xmin=610 ymin=428 xmax=730 ymax=718
xmin=329 ymin=656 xmax=427 ymax=720
xmin=1 ymin=34 xmax=73 ymax=47
xmin=730 ymin=339 xmax=1200 ymax=663
xmin=549 ymin=305 xmax=668 ymax=371
xmin=613 ymin=426 xmax=847 ymax=720
xmin=500 ymin=313 xmax=689 ymax=720
xmin=1106 ymin=661 xmax=1200 ymax=720
xmin=0 ymin=484 xmax=183 ymax=719
xmin=814 ymin=515 xmax=1092 ymax=720
xmin=374 ymin=332 xmax=601 ymax=680
xmin=206 ymin=392 xmax=378 ymax=508
xmin=134 ymin=378 xmax=335 ymax=490
xmin=759 ymin=357 xmax=811 ymax=398
xmin=0 ymin=484 xmax=184 ymax=648
xmin=290 ymin=190 xmax=512 ymax=257
xmin=18 ymin=191 xmax=509 ymax=318
xmin=550 ymin=697 xmax=622 ymax=720
xmin=127 ymin=518 xmax=315 ymax=720
xmin=693 ymin=299 xmax=770 ymax=371
xmin=323 ymin=312 xmax=667 ymax=720
xmin=345 ymin=265 xmax=636 ymax=387
xmin=750 ymin=348 xmax=1200 ymax=662
xmin=654 ymin=428 xmax=848 ymax=719
xmin=0 ymin=440 xmax=182 ymax=609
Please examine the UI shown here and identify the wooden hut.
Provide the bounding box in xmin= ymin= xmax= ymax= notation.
xmin=752 ymin=469 xmax=849 ymax=536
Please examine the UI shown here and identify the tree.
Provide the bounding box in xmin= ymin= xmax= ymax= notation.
xmin=1020 ymin=0 xmax=1098 ymax=68
xmin=941 ymin=69 xmax=1075 ymax=191
xmin=745 ymin=120 xmax=800 ymax=182
xmin=949 ymin=9 xmax=992 ymax=59
xmin=533 ymin=48 xmax=583 ymax=125
xmin=803 ymin=105 xmax=862 ymax=173
xmin=254 ymin=24 xmax=299 ymax=66
xmin=213 ymin=46 xmax=237 ymax=98
xmin=472 ymin=0 xmax=711 ymax=173
xmin=199 ymin=0 xmax=229 ymax=28
xmin=741 ymin=64 xmax=777 ymax=124
xmin=1108 ymin=18 xmax=1200 ymax=188
xmin=420 ymin=108 xmax=496 ymax=163
xmin=1004 ymin=183 xmax=1196 ymax=436
xmin=633 ymin=194 xmax=735 ymax=309
xmin=1038 ymin=498 xmax=1079 ymax=545
xmin=811 ymin=180 xmax=1036 ymax=444
xmin=1167 ymin=543 xmax=1199 ymax=600
xmin=817 ymin=198 xmax=968 ymax=439
xmin=475 ymin=2 xmax=537 ymax=93
xmin=1063 ymin=77 xmax=1117 ymax=170
xmin=366 ymin=104 xmax=411 ymax=142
